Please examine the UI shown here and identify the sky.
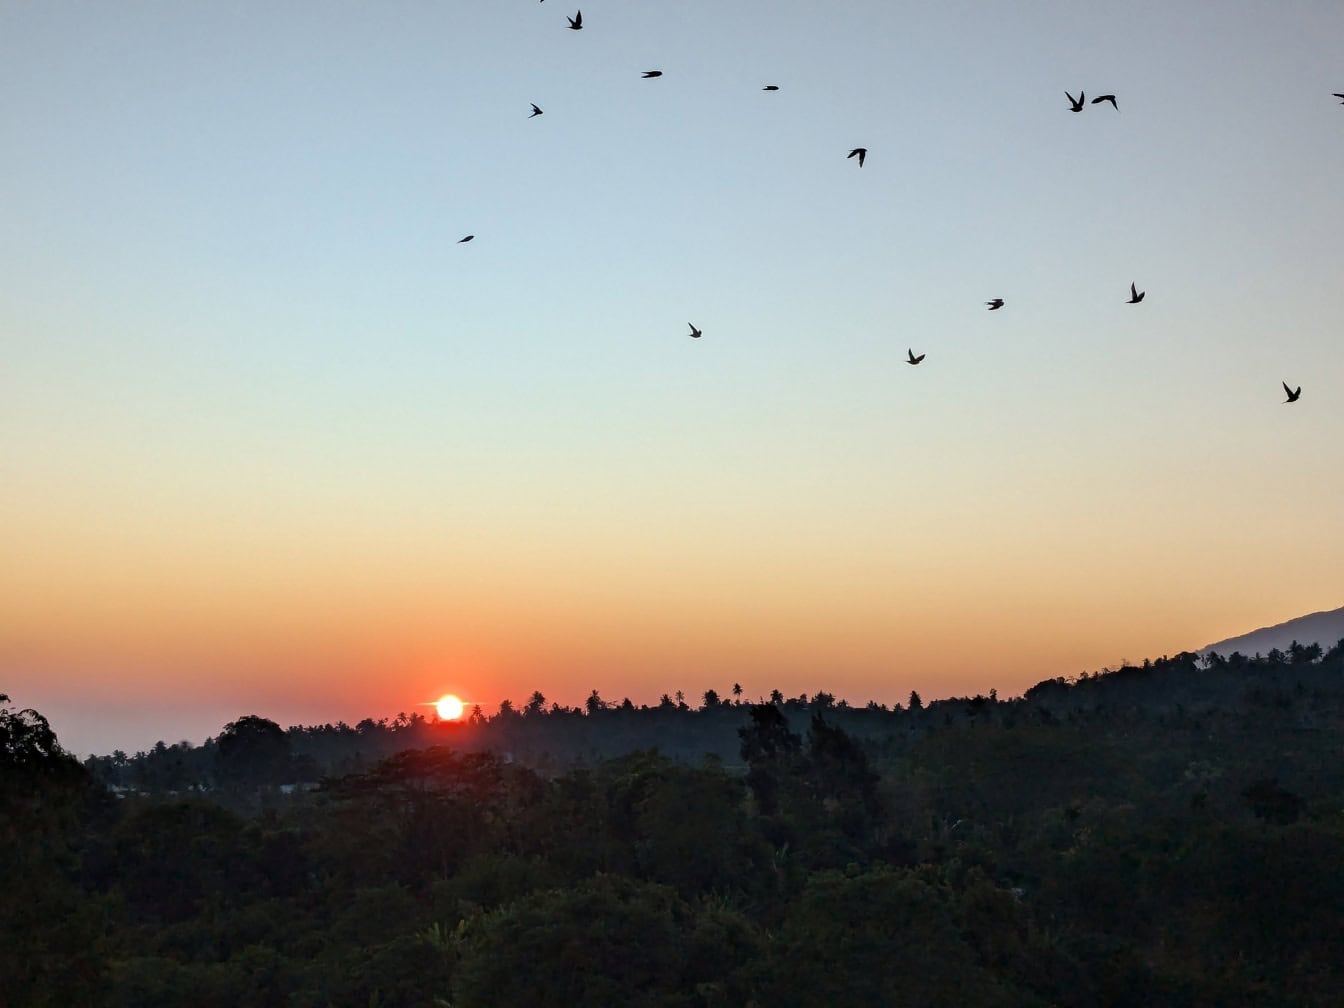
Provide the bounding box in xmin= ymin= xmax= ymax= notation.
xmin=3 ymin=1 xmax=1342 ymax=757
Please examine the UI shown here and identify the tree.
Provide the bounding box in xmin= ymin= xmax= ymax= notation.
xmin=215 ymin=715 xmax=291 ymax=789
xmin=1 ymin=693 xmax=85 ymax=815
xmin=586 ymin=689 xmax=606 ymax=715
xmin=702 ymin=689 xmax=721 ymax=709
xmin=755 ymin=867 xmax=1021 ymax=1008
xmin=909 ymin=690 xmax=924 ymax=711
xmin=452 ymin=875 xmax=691 ymax=1008
xmin=739 ymin=703 xmax=803 ymax=816
xmin=732 ymin=682 xmax=743 ymax=703
xmin=1242 ymin=778 xmax=1305 ymax=825
xmin=806 ymin=714 xmax=881 ymax=841
xmin=1 ymin=695 xmax=106 ymax=1004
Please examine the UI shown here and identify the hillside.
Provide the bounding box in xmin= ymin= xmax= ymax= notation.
xmin=1200 ymin=605 xmax=1344 ymax=658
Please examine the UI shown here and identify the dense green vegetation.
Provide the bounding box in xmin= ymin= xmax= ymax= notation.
xmin=6 ymin=641 xmax=1344 ymax=1006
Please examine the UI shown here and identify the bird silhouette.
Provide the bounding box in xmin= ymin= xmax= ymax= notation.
xmin=763 ymin=85 xmax=779 ymax=91
xmin=986 ymin=299 xmax=1005 ymax=310
xmin=529 ymin=103 xmax=543 ymax=118
xmin=458 ymin=235 xmax=474 ymax=243
xmin=848 ymin=147 xmax=867 ymax=167
xmin=1283 ymin=382 xmax=1301 ymax=403
xmin=688 ymin=323 xmax=702 ymax=339
xmin=642 ymin=71 xmax=662 ymax=78
xmin=1066 ymin=90 xmax=1085 ymax=112
xmin=907 ymin=349 xmax=925 ymax=365
xmin=567 ymin=10 xmax=582 ymax=29
xmin=1127 ymin=282 xmax=1145 ymax=303
xmin=1091 ymin=94 xmax=1118 ymax=110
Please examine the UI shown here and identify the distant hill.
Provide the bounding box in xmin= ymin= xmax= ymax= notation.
xmin=1200 ymin=606 xmax=1344 ymax=657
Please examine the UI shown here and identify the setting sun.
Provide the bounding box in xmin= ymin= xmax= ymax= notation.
xmin=434 ymin=694 xmax=465 ymax=721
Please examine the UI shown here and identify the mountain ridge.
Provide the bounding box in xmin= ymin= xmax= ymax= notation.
xmin=1200 ymin=605 xmax=1344 ymax=657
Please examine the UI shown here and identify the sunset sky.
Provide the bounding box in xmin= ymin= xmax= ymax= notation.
xmin=4 ymin=2 xmax=1342 ymax=756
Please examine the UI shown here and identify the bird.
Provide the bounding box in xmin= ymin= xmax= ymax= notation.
xmin=642 ymin=71 xmax=662 ymax=78
xmin=1283 ymin=382 xmax=1301 ymax=403
xmin=763 ymin=85 xmax=779 ymax=91
xmin=1091 ymin=94 xmax=1118 ymax=110
xmin=458 ymin=235 xmax=474 ymax=243
xmin=567 ymin=10 xmax=582 ymax=29
xmin=529 ymin=103 xmax=543 ymax=118
xmin=848 ymin=147 xmax=867 ymax=167
xmin=688 ymin=323 xmax=702 ymax=339
xmin=986 ymin=299 xmax=1005 ymax=310
xmin=1066 ymin=90 xmax=1085 ymax=112
xmin=1334 ymin=94 xmax=1344 ymax=104
xmin=907 ymin=349 xmax=925 ymax=365
xmin=1127 ymin=282 xmax=1145 ymax=303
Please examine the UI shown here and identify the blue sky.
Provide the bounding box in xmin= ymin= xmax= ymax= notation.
xmin=3 ymin=2 xmax=1342 ymax=755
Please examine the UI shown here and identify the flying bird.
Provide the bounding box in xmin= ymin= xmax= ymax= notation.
xmin=458 ymin=235 xmax=474 ymax=243
xmin=986 ymin=299 xmax=1005 ymax=310
xmin=529 ymin=103 xmax=543 ymax=118
xmin=1283 ymin=382 xmax=1301 ymax=403
xmin=1127 ymin=282 xmax=1145 ymax=303
xmin=642 ymin=71 xmax=662 ymax=78
xmin=848 ymin=147 xmax=867 ymax=167
xmin=907 ymin=349 xmax=925 ymax=365
xmin=688 ymin=323 xmax=702 ymax=339
xmin=1091 ymin=94 xmax=1118 ymax=110
xmin=1066 ymin=90 xmax=1085 ymax=112
xmin=567 ymin=10 xmax=582 ymax=29
xmin=763 ymin=85 xmax=779 ymax=91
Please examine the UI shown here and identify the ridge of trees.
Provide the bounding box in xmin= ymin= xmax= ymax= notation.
xmin=8 ymin=641 xmax=1344 ymax=1004
xmin=83 ymin=639 xmax=1344 ymax=794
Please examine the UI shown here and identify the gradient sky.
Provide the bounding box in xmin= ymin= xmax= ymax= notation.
xmin=4 ymin=2 xmax=1342 ymax=756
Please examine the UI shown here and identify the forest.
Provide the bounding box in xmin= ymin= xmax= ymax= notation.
xmin=5 ymin=640 xmax=1344 ymax=1007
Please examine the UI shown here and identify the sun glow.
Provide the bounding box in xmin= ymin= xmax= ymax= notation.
xmin=434 ymin=694 xmax=465 ymax=721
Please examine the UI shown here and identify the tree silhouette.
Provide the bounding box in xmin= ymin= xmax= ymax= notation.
xmin=215 ymin=715 xmax=291 ymax=789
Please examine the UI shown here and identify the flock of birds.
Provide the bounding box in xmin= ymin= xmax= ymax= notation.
xmin=457 ymin=8 xmax=1331 ymax=407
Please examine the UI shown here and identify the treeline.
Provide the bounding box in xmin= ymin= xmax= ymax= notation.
xmin=86 ymin=640 xmax=1344 ymax=794
xmin=5 ymin=640 xmax=1344 ymax=1006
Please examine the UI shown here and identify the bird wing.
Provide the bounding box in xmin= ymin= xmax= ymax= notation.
xmin=1130 ymin=282 xmax=1138 ymax=298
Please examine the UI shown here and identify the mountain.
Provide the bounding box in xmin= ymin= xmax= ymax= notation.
xmin=1200 ymin=606 xmax=1344 ymax=657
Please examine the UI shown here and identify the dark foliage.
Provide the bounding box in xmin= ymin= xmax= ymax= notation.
xmin=10 ymin=638 xmax=1344 ymax=1005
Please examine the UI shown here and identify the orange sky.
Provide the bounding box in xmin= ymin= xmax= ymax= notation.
xmin=4 ymin=2 xmax=1343 ymax=755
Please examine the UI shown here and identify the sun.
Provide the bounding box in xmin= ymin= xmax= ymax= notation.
xmin=434 ymin=694 xmax=465 ymax=721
